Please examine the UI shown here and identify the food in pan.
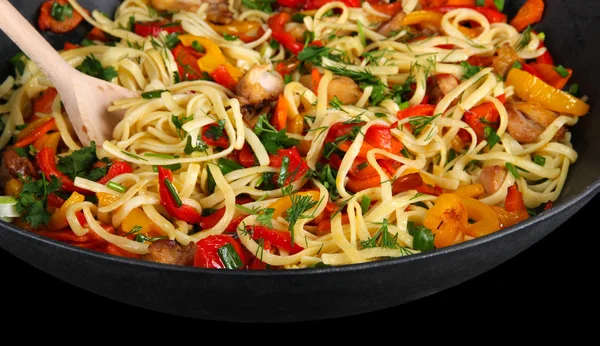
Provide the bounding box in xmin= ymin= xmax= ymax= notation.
xmin=0 ymin=0 xmax=589 ymax=269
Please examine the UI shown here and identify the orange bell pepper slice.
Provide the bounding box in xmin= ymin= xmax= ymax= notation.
xmin=15 ymin=117 xmax=57 ymax=148
xmin=510 ymin=0 xmax=545 ymax=32
xmin=271 ymin=94 xmax=288 ymax=131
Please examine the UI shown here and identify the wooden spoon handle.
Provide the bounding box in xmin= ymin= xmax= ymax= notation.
xmin=0 ymin=0 xmax=73 ymax=80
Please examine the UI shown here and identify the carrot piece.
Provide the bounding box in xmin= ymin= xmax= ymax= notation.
xmin=311 ymin=68 xmax=322 ymax=95
xmin=37 ymin=0 xmax=87 ymax=34
xmin=271 ymin=94 xmax=288 ymax=131
xmin=15 ymin=118 xmax=57 ymax=148
xmin=510 ymin=0 xmax=545 ymax=32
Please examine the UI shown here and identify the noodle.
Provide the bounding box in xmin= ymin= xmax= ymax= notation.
xmin=0 ymin=0 xmax=589 ymax=269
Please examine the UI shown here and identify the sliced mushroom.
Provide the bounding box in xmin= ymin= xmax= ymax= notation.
xmin=235 ymin=64 xmax=284 ymax=106
xmin=477 ymin=165 xmax=507 ymax=196
xmin=142 ymin=239 xmax=196 ymax=266
xmin=492 ymin=43 xmax=519 ymax=78
xmin=377 ymin=10 xmax=407 ymax=37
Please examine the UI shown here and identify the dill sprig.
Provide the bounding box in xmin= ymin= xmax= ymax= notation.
xmin=360 ymin=219 xmax=401 ymax=249
xmin=285 ymin=193 xmax=319 ymax=245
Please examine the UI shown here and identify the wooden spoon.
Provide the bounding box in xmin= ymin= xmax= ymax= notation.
xmin=0 ymin=0 xmax=138 ymax=147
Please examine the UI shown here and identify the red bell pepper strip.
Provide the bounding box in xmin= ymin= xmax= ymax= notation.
xmin=96 ymin=161 xmax=134 ymax=185
xmin=63 ymin=42 xmax=80 ymax=51
xmin=211 ymin=65 xmax=238 ymax=90
xmin=32 ymin=87 xmax=58 ymax=118
xmin=304 ymin=0 xmax=361 ymax=10
xmin=14 ymin=118 xmax=56 ymax=148
xmin=368 ymin=1 xmax=404 ymax=16
xmin=248 ymin=225 xmax=304 ymax=254
xmin=269 ymin=147 xmax=310 ymax=185
xmin=201 ymin=122 xmax=230 ymax=148
xmin=426 ymin=6 xmax=507 ymax=23
xmin=194 ymin=234 xmax=248 ymax=269
xmin=134 ymin=21 xmax=184 ymax=37
xmin=171 ymin=44 xmax=203 ymax=81
xmin=364 ymin=125 xmax=393 ymax=152
xmin=520 ymin=62 xmax=544 ymax=80
xmin=238 ymin=143 xmax=257 ymax=168
xmin=529 ymin=63 xmax=572 ymax=90
xmin=157 ymin=166 xmax=201 ymax=224
xmin=505 ymin=184 xmax=527 ymax=212
xmin=396 ymin=104 xmax=437 ymax=131
xmin=535 ymin=39 xmax=554 ymax=65
xmin=277 ymin=0 xmax=305 ymax=7
xmin=48 ymin=193 xmax=66 ymax=209
xmin=462 ymin=102 xmax=500 ymax=141
xmin=36 ymin=147 xmax=90 ymax=194
xmin=268 ymin=13 xmax=304 ymax=55
xmin=87 ymin=27 xmax=108 ymax=42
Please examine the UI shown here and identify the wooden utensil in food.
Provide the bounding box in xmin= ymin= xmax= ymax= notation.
xmin=0 ymin=0 xmax=137 ymax=146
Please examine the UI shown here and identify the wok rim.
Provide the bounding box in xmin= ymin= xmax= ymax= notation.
xmin=2 ymin=176 xmax=599 ymax=277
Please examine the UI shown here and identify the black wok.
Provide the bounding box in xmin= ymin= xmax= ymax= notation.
xmin=1 ymin=0 xmax=598 ymax=323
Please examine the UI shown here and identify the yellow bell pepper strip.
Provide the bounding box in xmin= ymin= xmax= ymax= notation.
xmin=268 ymin=190 xmax=320 ymax=220
xmin=97 ymin=192 xmax=120 ymax=208
xmin=423 ymin=193 xmax=468 ymax=248
xmin=490 ymin=205 xmax=529 ymax=229
xmin=178 ymin=35 xmax=242 ymax=80
xmin=453 ymin=184 xmax=485 ymax=199
xmin=121 ymin=207 xmax=156 ymax=235
xmin=402 ymin=11 xmax=444 ymax=26
xmin=33 ymin=131 xmax=61 ymax=152
xmin=48 ymin=191 xmax=85 ymax=231
xmin=460 ymin=196 xmax=500 ymax=238
xmin=208 ymin=20 xmax=261 ymax=36
xmin=506 ymin=68 xmax=589 ymax=116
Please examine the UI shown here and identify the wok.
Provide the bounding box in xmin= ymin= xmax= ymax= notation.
xmin=0 ymin=0 xmax=598 ymax=323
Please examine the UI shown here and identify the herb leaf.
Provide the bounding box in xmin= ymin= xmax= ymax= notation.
xmin=254 ymin=114 xmax=299 ymax=154
xmin=76 ymin=55 xmax=118 ymax=81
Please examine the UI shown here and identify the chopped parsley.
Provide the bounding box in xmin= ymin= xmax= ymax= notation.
xmin=460 ymin=61 xmax=482 ymax=79
xmin=50 ymin=1 xmax=74 ymax=21
xmin=253 ymin=114 xmax=299 ymax=154
xmin=15 ymin=176 xmax=62 ymax=229
xmin=242 ymin=0 xmax=275 ymax=13
xmin=57 ymin=141 xmax=110 ymax=181
xmin=76 ymin=55 xmax=118 ymax=81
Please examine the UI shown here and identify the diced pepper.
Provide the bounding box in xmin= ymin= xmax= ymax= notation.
xmin=178 ymin=35 xmax=242 ymax=79
xmin=96 ymin=161 xmax=133 ymax=185
xmin=510 ymin=0 xmax=545 ymax=32
xmin=134 ymin=21 xmax=184 ymax=37
xmin=202 ymin=122 xmax=230 ymax=148
xmin=268 ymin=13 xmax=304 ymax=55
xmin=194 ymin=234 xmax=247 ymax=269
xmin=211 ymin=65 xmax=238 ymax=90
xmin=271 ymin=95 xmax=288 ymax=131
xmin=238 ymin=143 xmax=258 ymax=168
xmin=268 ymin=147 xmax=310 ymax=185
xmin=48 ymin=191 xmax=85 ymax=231
xmin=529 ymin=63 xmax=572 ymax=90
xmin=36 ymin=147 xmax=90 ymax=194
xmin=248 ymin=225 xmax=304 ymax=254
xmin=462 ymin=102 xmax=500 ymax=141
xmin=504 ymin=184 xmax=526 ymax=212
xmin=171 ymin=44 xmax=204 ymax=81
xmin=157 ymin=166 xmax=201 ymax=224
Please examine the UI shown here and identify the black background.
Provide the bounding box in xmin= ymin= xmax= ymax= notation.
xmin=1 ymin=195 xmax=596 ymax=327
